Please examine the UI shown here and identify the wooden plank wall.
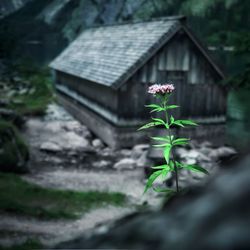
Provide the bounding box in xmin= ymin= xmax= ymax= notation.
xmin=129 ymin=30 xmax=226 ymax=120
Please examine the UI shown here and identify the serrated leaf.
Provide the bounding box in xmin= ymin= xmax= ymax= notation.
xmin=145 ymin=104 xmax=162 ymax=109
xmin=151 ymin=164 xmax=168 ymax=170
xmin=166 ymin=105 xmax=179 ymax=110
xmin=137 ymin=121 xmax=161 ymax=131
xmin=173 ymin=120 xmax=185 ymax=127
xmin=163 ymin=145 xmax=172 ymax=164
xmin=172 ymin=138 xmax=190 ymax=146
xmin=183 ymin=164 xmax=209 ymax=175
xmin=174 ymin=119 xmax=198 ymax=127
xmin=150 ymin=107 xmax=165 ymax=113
xmin=152 ymin=118 xmax=166 ymax=125
xmin=144 ymin=170 xmax=162 ymax=193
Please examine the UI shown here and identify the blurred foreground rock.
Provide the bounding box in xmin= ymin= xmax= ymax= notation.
xmin=56 ymin=156 xmax=250 ymax=250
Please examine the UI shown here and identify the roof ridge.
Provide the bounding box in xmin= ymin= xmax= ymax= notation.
xmin=85 ymin=15 xmax=186 ymax=30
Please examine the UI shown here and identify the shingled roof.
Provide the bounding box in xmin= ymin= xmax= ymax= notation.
xmin=50 ymin=16 xmax=223 ymax=89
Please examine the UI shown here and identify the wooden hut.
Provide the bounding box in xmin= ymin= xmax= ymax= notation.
xmin=50 ymin=16 xmax=226 ymax=148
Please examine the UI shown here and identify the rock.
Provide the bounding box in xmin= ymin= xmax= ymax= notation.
xmin=56 ymin=156 xmax=250 ymax=250
xmin=200 ymin=141 xmax=213 ymax=148
xmin=40 ymin=142 xmax=62 ymax=153
xmin=93 ymin=160 xmax=111 ymax=168
xmin=175 ymin=147 xmax=188 ymax=158
xmin=132 ymin=144 xmax=149 ymax=159
xmin=114 ymin=158 xmax=136 ymax=170
xmin=209 ymin=146 xmax=237 ymax=161
xmin=92 ymin=138 xmax=105 ymax=149
xmin=187 ymin=149 xmax=200 ymax=159
xmin=136 ymin=151 xmax=149 ymax=168
xmin=120 ymin=149 xmax=132 ymax=158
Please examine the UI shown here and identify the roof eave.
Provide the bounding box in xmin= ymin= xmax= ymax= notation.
xmin=111 ymin=22 xmax=182 ymax=90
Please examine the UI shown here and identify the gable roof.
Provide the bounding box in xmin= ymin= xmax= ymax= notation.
xmin=50 ymin=16 xmax=224 ymax=89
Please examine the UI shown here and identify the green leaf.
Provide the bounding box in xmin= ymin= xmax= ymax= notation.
xmin=180 ymin=120 xmax=198 ymax=126
xmin=173 ymin=120 xmax=185 ymax=127
xmin=145 ymin=104 xmax=162 ymax=109
xmin=150 ymin=107 xmax=165 ymax=113
xmin=170 ymin=115 xmax=175 ymax=124
xmin=166 ymin=105 xmax=179 ymax=110
xmin=163 ymin=145 xmax=172 ymax=164
xmin=152 ymin=118 xmax=166 ymax=125
xmin=152 ymin=143 xmax=171 ymax=148
xmin=172 ymin=138 xmax=190 ymax=146
xmin=173 ymin=119 xmax=198 ymax=127
xmin=175 ymin=161 xmax=184 ymax=168
xmin=137 ymin=121 xmax=161 ymax=131
xmin=151 ymin=164 xmax=168 ymax=170
xmin=161 ymin=167 xmax=171 ymax=180
xmin=144 ymin=170 xmax=162 ymax=193
xmin=183 ymin=164 xmax=209 ymax=175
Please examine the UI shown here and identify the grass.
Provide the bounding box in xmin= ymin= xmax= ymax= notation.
xmin=8 ymin=66 xmax=54 ymax=116
xmin=0 ymin=239 xmax=43 ymax=250
xmin=0 ymin=120 xmax=29 ymax=173
xmin=0 ymin=173 xmax=126 ymax=220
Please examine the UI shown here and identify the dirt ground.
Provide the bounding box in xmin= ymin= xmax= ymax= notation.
xmin=0 ymin=104 xmax=160 ymax=248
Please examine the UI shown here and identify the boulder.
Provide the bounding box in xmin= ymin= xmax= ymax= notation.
xmin=56 ymin=156 xmax=250 ymax=250
xmin=114 ymin=158 xmax=136 ymax=170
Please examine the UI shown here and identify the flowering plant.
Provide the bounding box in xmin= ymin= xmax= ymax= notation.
xmin=139 ymin=84 xmax=209 ymax=194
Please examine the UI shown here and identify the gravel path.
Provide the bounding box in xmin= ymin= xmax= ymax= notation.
xmin=0 ymin=104 xmax=160 ymax=248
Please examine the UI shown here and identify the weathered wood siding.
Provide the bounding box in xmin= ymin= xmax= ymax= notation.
xmin=118 ymin=31 xmax=226 ymax=120
xmin=55 ymin=70 xmax=118 ymax=114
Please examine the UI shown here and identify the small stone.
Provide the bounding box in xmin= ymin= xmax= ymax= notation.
xmin=40 ymin=142 xmax=62 ymax=153
xmin=132 ymin=144 xmax=149 ymax=159
xmin=175 ymin=147 xmax=188 ymax=158
xmin=200 ymin=141 xmax=213 ymax=148
xmin=92 ymin=138 xmax=105 ymax=149
xmin=209 ymin=147 xmax=237 ymax=161
xmin=136 ymin=151 xmax=149 ymax=168
xmin=188 ymin=150 xmax=200 ymax=159
xmin=120 ymin=149 xmax=132 ymax=157
xmin=93 ymin=160 xmax=110 ymax=168
xmin=114 ymin=158 xmax=136 ymax=170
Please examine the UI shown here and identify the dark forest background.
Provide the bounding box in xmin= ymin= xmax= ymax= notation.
xmin=0 ymin=0 xmax=249 ymax=79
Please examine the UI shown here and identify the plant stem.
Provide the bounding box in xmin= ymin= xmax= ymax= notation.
xmin=164 ymin=100 xmax=179 ymax=193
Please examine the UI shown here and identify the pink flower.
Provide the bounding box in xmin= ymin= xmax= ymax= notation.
xmin=148 ymin=84 xmax=175 ymax=95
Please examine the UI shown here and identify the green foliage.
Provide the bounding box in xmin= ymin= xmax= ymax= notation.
xmin=6 ymin=63 xmax=54 ymax=116
xmin=0 ymin=239 xmax=43 ymax=250
xmin=140 ymin=91 xmax=208 ymax=193
xmin=0 ymin=120 xmax=29 ymax=173
xmin=0 ymin=173 xmax=126 ymax=219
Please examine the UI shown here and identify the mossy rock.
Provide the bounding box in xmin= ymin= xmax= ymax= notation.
xmin=0 ymin=120 xmax=29 ymax=173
